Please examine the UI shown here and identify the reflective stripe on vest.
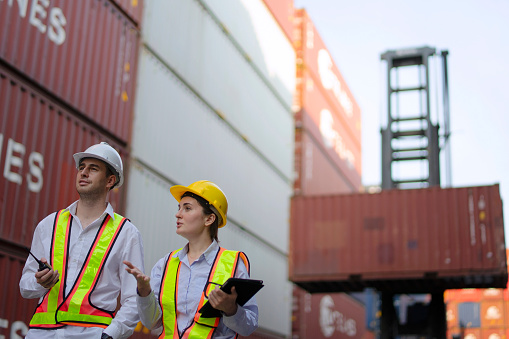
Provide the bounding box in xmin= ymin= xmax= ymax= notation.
xmin=158 ymin=247 xmax=249 ymax=339
xmin=29 ymin=210 xmax=126 ymax=329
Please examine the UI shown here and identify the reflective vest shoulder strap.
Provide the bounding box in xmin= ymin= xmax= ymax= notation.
xmin=158 ymin=249 xmax=182 ymax=339
xmin=30 ymin=211 xmax=126 ymax=329
xmin=159 ymin=248 xmax=249 ymax=338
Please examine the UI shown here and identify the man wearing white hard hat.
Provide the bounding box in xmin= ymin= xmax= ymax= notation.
xmin=20 ymin=142 xmax=145 ymax=339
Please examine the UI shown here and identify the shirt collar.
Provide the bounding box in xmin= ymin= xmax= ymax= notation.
xmin=176 ymin=240 xmax=219 ymax=265
xmin=66 ymin=200 xmax=115 ymax=220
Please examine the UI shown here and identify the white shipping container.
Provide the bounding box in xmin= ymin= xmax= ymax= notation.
xmin=131 ymin=48 xmax=291 ymax=257
xmin=220 ymin=220 xmax=293 ymax=336
xmin=141 ymin=0 xmax=295 ymax=179
xmin=125 ymin=161 xmax=187 ymax=269
xmin=201 ymin=0 xmax=296 ymax=103
xmin=126 ymin=161 xmax=292 ymax=336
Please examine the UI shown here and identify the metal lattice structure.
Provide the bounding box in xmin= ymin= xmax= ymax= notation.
xmin=381 ymin=46 xmax=450 ymax=189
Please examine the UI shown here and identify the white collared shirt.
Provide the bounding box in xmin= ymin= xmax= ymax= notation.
xmin=19 ymin=201 xmax=145 ymax=339
xmin=137 ymin=241 xmax=259 ymax=338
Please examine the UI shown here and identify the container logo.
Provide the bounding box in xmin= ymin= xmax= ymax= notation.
xmin=2 ymin=0 xmax=67 ymax=45
xmin=0 ymin=135 xmax=44 ymax=193
xmin=319 ymin=109 xmax=355 ymax=169
xmin=319 ymin=295 xmax=357 ymax=337
xmin=485 ymin=305 xmax=501 ymax=320
xmin=317 ymin=49 xmax=354 ymax=118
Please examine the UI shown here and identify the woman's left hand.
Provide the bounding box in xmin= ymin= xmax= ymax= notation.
xmin=208 ymin=286 xmax=238 ymax=316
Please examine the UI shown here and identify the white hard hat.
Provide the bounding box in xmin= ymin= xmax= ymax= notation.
xmin=73 ymin=142 xmax=124 ymax=188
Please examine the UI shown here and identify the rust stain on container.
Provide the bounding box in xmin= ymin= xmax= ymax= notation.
xmin=289 ymin=185 xmax=507 ymax=293
xmin=0 ymin=0 xmax=140 ymax=142
xmin=0 ymin=66 xmax=127 ymax=248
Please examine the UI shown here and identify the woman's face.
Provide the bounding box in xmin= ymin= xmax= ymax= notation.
xmin=175 ymin=196 xmax=211 ymax=240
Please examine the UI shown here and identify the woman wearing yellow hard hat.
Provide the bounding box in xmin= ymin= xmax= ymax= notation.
xmin=124 ymin=180 xmax=259 ymax=338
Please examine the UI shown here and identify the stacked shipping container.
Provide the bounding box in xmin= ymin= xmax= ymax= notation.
xmin=290 ymin=185 xmax=507 ymax=293
xmin=126 ymin=0 xmax=295 ymax=337
xmin=293 ymin=9 xmax=362 ymax=196
xmin=445 ymin=251 xmax=509 ymax=339
xmin=0 ymin=0 xmax=371 ymax=337
xmin=292 ymin=285 xmax=375 ymax=339
xmin=0 ymin=0 xmax=143 ymax=337
xmin=262 ymin=3 xmax=369 ymax=337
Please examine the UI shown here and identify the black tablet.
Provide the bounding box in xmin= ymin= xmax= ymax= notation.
xmin=199 ymin=278 xmax=264 ymax=318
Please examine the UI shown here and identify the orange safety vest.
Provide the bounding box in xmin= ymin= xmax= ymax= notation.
xmin=29 ymin=209 xmax=126 ymax=329
xmin=158 ymin=247 xmax=249 ymax=339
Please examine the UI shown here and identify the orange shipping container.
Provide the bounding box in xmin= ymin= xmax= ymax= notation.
xmin=290 ymin=185 xmax=507 ymax=293
xmin=449 ymin=327 xmax=482 ymax=339
xmin=447 ymin=302 xmax=459 ymax=329
xmin=445 ymin=289 xmax=483 ymax=303
xmin=481 ymin=328 xmax=505 ymax=339
xmin=483 ymin=289 xmax=505 ymax=300
xmin=481 ymin=300 xmax=505 ymax=328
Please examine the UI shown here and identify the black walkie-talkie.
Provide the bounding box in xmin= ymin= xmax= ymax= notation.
xmin=26 ymin=248 xmax=52 ymax=272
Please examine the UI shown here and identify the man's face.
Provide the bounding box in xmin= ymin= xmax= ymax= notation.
xmin=76 ymin=158 xmax=115 ymax=198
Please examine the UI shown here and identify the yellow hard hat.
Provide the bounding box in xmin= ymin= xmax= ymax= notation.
xmin=170 ymin=180 xmax=228 ymax=228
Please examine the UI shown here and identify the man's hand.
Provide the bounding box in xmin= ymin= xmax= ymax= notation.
xmin=35 ymin=258 xmax=59 ymax=289
xmin=124 ymin=260 xmax=151 ymax=297
xmin=208 ymin=285 xmax=238 ymax=316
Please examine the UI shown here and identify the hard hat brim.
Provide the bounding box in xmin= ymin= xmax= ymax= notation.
xmin=170 ymin=185 xmax=227 ymax=228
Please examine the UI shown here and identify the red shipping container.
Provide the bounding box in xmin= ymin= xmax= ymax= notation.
xmin=481 ymin=300 xmax=505 ymax=328
xmin=0 ymin=65 xmax=126 ymax=248
xmin=261 ymin=0 xmax=294 ymax=43
xmin=289 ymin=185 xmax=507 ymax=293
xmin=292 ymin=286 xmax=371 ymax=339
xmin=295 ymin=69 xmax=362 ymax=175
xmin=111 ymin=0 xmax=143 ymax=26
xmin=0 ymin=241 xmax=156 ymax=339
xmin=0 ymin=245 xmax=38 ymax=339
xmin=294 ymin=123 xmax=361 ymax=195
xmin=0 ymin=0 xmax=140 ymax=143
xmin=294 ymin=9 xmax=361 ymax=143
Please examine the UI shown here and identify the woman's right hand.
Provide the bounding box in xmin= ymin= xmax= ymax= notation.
xmin=123 ymin=260 xmax=151 ymax=297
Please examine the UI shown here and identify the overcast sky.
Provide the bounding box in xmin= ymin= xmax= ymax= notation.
xmin=293 ymin=0 xmax=509 ymax=244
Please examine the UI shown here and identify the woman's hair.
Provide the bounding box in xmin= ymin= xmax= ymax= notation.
xmin=181 ymin=191 xmax=219 ymax=242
